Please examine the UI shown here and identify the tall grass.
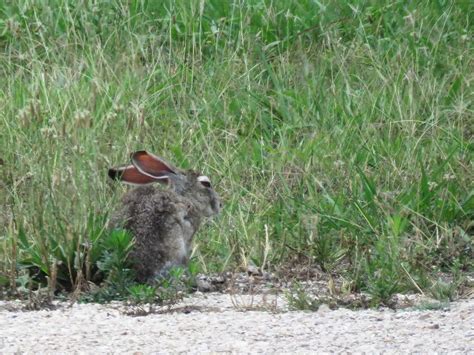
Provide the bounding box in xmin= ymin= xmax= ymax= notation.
xmin=0 ymin=0 xmax=472 ymax=302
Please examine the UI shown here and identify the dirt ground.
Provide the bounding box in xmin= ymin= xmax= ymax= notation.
xmin=1 ymin=292 xmax=473 ymax=353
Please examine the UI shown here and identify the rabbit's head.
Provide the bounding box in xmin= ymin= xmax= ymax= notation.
xmin=108 ymin=151 xmax=221 ymax=217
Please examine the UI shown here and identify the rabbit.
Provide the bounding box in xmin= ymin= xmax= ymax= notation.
xmin=108 ymin=150 xmax=221 ymax=283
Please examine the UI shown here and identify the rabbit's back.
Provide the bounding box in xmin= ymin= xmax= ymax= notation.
xmin=111 ymin=186 xmax=200 ymax=282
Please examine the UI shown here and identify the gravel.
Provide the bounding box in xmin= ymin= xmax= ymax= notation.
xmin=1 ymin=294 xmax=473 ymax=353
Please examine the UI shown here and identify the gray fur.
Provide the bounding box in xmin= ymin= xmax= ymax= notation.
xmin=109 ymin=156 xmax=220 ymax=283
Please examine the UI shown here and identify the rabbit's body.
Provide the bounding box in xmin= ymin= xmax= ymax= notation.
xmin=109 ymin=186 xmax=197 ymax=281
xmin=108 ymin=152 xmax=220 ymax=283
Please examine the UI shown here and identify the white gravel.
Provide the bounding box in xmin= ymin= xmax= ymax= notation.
xmin=1 ymin=294 xmax=473 ymax=353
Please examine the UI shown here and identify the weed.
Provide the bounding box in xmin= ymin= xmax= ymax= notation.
xmin=127 ymin=284 xmax=157 ymax=304
xmin=412 ymin=301 xmax=450 ymax=312
xmin=153 ymin=266 xmax=196 ymax=306
xmin=429 ymin=265 xmax=465 ymax=302
xmin=96 ymin=229 xmax=135 ymax=289
xmin=285 ymin=282 xmax=322 ymax=311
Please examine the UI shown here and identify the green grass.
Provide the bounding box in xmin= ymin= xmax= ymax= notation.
xmin=0 ymin=0 xmax=472 ymax=304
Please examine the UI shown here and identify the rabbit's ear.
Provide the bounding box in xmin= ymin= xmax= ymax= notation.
xmin=108 ymin=164 xmax=168 ymax=185
xmin=131 ymin=151 xmax=176 ymax=178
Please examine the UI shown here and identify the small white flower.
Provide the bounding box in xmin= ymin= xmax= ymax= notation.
xmin=443 ymin=173 xmax=456 ymax=181
xmin=428 ymin=181 xmax=438 ymax=190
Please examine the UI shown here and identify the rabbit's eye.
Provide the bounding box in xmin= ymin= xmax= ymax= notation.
xmin=198 ymin=175 xmax=212 ymax=188
xmin=200 ymin=181 xmax=211 ymax=188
